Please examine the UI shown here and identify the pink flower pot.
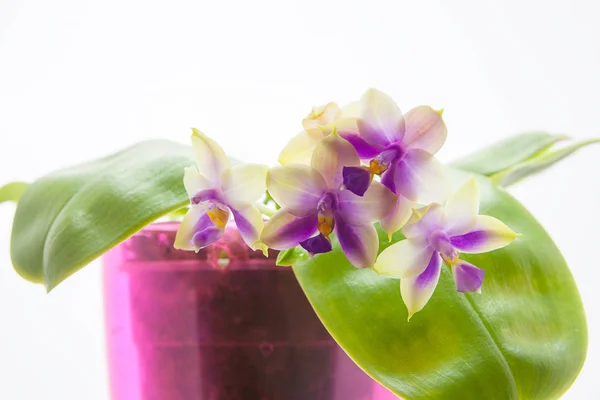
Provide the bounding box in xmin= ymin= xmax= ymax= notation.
xmin=103 ymin=222 xmax=396 ymax=400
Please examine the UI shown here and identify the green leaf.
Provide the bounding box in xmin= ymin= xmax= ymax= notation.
xmin=490 ymin=138 xmax=600 ymax=187
xmin=292 ymin=173 xmax=586 ymax=400
xmin=450 ymin=132 xmax=566 ymax=176
xmin=276 ymin=246 xmax=307 ymax=267
xmin=10 ymin=140 xmax=195 ymax=289
xmin=0 ymin=182 xmax=29 ymax=204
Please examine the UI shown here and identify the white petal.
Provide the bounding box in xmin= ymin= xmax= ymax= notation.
xmin=278 ymin=128 xmax=326 ymax=165
xmin=450 ymin=215 xmax=518 ymax=254
xmin=266 ymin=164 xmax=327 ymax=212
xmin=231 ymin=205 xmax=267 ymax=254
xmin=403 ymin=106 xmax=447 ymax=154
xmin=380 ymin=194 xmax=416 ymax=239
xmin=191 ymin=128 xmax=230 ymax=183
xmin=337 ymin=181 xmax=397 ymax=225
xmin=311 ymin=132 xmax=360 ymax=188
xmin=260 ymin=208 xmax=319 ymax=250
xmin=358 ymin=88 xmax=405 ymax=147
xmin=444 ymin=177 xmax=480 ymax=235
xmin=400 ymin=252 xmax=442 ymax=320
xmin=183 ymin=166 xmax=212 ymax=199
xmin=393 ymin=149 xmax=449 ymax=203
xmin=302 ymin=102 xmax=341 ymax=130
xmin=221 ymin=164 xmax=269 ymax=208
xmin=373 ymin=238 xmax=433 ymax=278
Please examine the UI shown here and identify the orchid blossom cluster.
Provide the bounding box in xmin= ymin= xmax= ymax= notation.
xmin=174 ymin=89 xmax=518 ymax=318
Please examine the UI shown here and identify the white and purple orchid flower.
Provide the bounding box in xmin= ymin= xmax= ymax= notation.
xmin=262 ymin=132 xmax=396 ymax=268
xmin=174 ymin=129 xmax=268 ymax=254
xmin=339 ymin=89 xmax=450 ymax=236
xmin=373 ymin=178 xmax=518 ymax=319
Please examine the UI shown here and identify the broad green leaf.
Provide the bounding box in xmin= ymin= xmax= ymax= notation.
xmin=450 ymin=132 xmax=566 ymax=176
xmin=0 ymin=182 xmax=29 ymax=204
xmin=491 ymin=138 xmax=600 ymax=187
xmin=10 ymin=140 xmax=195 ymax=289
xmin=292 ymin=173 xmax=586 ymax=400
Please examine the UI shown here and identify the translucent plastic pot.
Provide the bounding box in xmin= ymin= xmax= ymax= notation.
xmin=103 ymin=222 xmax=395 ymax=400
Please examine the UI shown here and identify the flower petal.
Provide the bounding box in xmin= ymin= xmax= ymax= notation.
xmin=300 ymin=233 xmax=332 ymax=255
xmin=260 ymin=209 xmax=318 ymax=250
xmin=444 ymin=177 xmax=480 ymax=235
xmin=191 ymin=128 xmax=230 ymax=183
xmin=449 ymin=215 xmax=518 ymax=254
xmin=342 ymin=166 xmax=372 ymax=196
xmin=380 ymin=194 xmax=416 ymax=239
xmin=400 ymin=252 xmax=442 ymax=320
xmin=337 ymin=181 xmax=396 ymax=225
xmin=183 ymin=166 xmax=212 ymax=199
xmin=174 ymin=205 xmax=227 ymax=251
xmin=278 ymin=128 xmax=325 ymax=165
xmin=373 ymin=238 xmax=434 ymax=278
xmin=334 ymin=216 xmax=379 ymax=268
xmin=402 ymin=203 xmax=446 ymax=240
xmin=302 ymin=102 xmax=341 ymax=130
xmin=393 ymin=149 xmax=449 ymax=203
xmin=221 ymin=164 xmax=269 ymax=208
xmin=339 ymin=133 xmax=383 ymax=158
xmin=231 ymin=205 xmax=265 ymax=253
xmin=403 ymin=106 xmax=447 ymax=154
xmin=311 ymin=132 xmax=360 ymax=188
xmin=357 ymin=88 xmax=405 ymax=148
xmin=452 ymin=260 xmax=484 ymax=293
xmin=266 ymin=164 xmax=327 ymax=212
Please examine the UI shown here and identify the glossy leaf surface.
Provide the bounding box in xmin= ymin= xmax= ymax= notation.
xmin=292 ymin=172 xmax=587 ymax=400
xmin=451 ymin=132 xmax=565 ymax=175
xmin=10 ymin=140 xmax=195 ymax=289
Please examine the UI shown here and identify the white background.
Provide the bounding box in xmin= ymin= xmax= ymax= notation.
xmin=1 ymin=0 xmax=599 ymax=398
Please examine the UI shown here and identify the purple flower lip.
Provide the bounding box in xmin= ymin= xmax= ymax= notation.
xmin=300 ymin=233 xmax=332 ymax=255
xmin=342 ymin=166 xmax=372 ymax=196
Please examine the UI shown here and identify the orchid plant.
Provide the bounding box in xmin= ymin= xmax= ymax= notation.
xmin=1 ymin=88 xmax=598 ymax=399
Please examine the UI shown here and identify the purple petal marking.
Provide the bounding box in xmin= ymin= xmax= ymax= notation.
xmin=231 ymin=208 xmax=258 ymax=244
xmin=380 ymin=163 xmax=397 ymax=194
xmin=300 ymin=233 xmax=333 ymax=255
xmin=415 ymin=251 xmax=442 ymax=289
xmin=342 ymin=166 xmax=371 ymax=196
xmin=261 ymin=210 xmax=319 ymax=250
xmin=449 ymin=231 xmax=488 ymax=252
xmin=334 ymin=215 xmax=378 ymax=268
xmin=191 ymin=213 xmax=224 ymax=248
xmin=339 ymin=133 xmax=382 ymax=159
xmin=191 ymin=188 xmax=221 ymax=205
xmin=452 ymin=260 xmax=484 ymax=293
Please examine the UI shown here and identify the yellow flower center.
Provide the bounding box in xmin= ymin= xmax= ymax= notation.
xmin=207 ymin=206 xmax=229 ymax=229
xmin=318 ymin=213 xmax=335 ymax=238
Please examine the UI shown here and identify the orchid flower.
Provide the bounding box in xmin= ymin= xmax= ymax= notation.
xmin=278 ymin=102 xmax=359 ymax=165
xmin=373 ymin=178 xmax=518 ymax=319
xmin=262 ymin=132 xmax=396 ymax=268
xmin=174 ymin=129 xmax=269 ymax=254
xmin=334 ymin=89 xmax=448 ymax=238
xmin=340 ymin=88 xmax=448 ymax=200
